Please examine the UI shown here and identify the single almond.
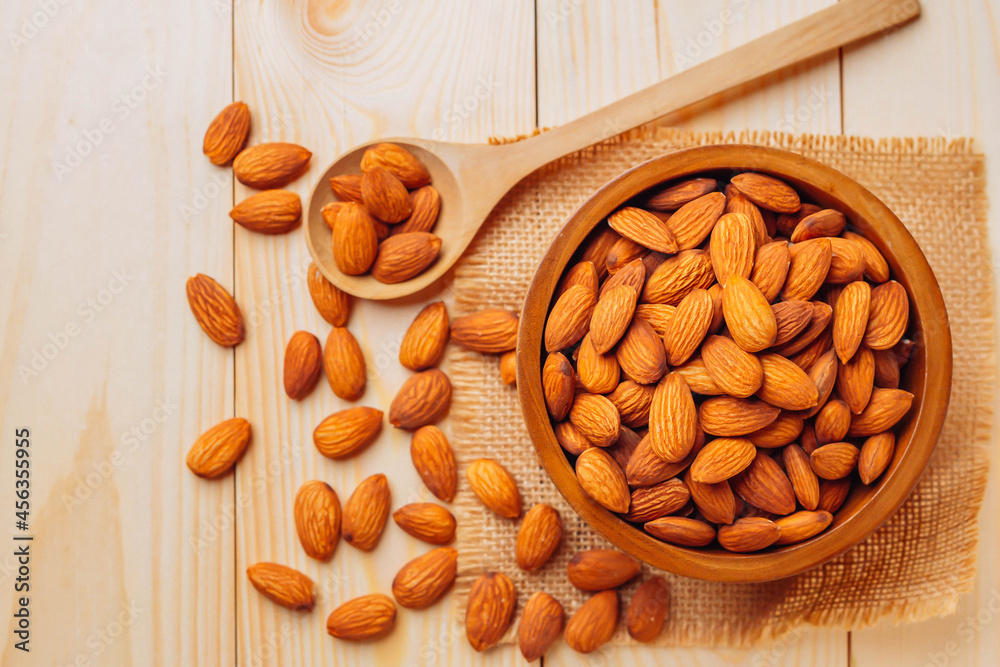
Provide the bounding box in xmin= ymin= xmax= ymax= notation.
xmin=247 ymin=563 xmax=315 ymax=611
xmin=606 ymin=237 xmax=648 ymax=274
xmin=543 ymin=352 xmax=576 ymax=420
xmin=607 ymin=206 xmax=679 ymax=253
xmin=701 ymin=334 xmax=763 ymax=398
xmin=864 ymin=280 xmax=909 ymax=350
xmin=451 ymin=308 xmax=519 ymax=353
xmin=751 ymin=241 xmax=791 ymax=303
xmin=773 ymin=300 xmax=832 ymax=356
xmin=724 ymin=185 xmax=768 ymax=248
xmin=499 ymin=350 xmax=517 ymax=386
xmin=576 ymin=448 xmax=631 ymax=513
xmin=394 ymin=185 xmax=440 ymax=234
xmin=399 ymin=301 xmax=449 ymax=370
xmin=590 ymin=284 xmax=638 ymax=353
xmin=774 ymin=510 xmax=834 ymax=544
xmin=859 ymin=431 xmax=896 ymax=484
xmin=723 ymin=276 xmax=777 ymax=352
xmin=516 ymin=504 xmax=563 ymax=572
xmin=467 ymin=458 xmax=521 ymax=518
xmin=623 ymin=478 xmax=690 ymax=522
xmin=393 ymin=503 xmax=456 ymax=545
xmin=626 ymin=432 xmax=701 ymax=487
xmin=389 ymin=368 xmax=452 ymax=429
xmin=323 ymin=327 xmax=366 ymax=400
xmin=332 ymin=202 xmax=379 ymax=275
xmin=717 ymin=517 xmax=780 ymax=552
xmin=662 ymin=289 xmax=714 ymax=366
xmin=801 ymin=349 xmax=839 ymax=419
xmin=710 ymin=212 xmax=756 ymax=283
xmin=634 ymin=303 xmax=676 ymax=336
xmin=361 ymin=165 xmax=412 ymax=223
xmin=748 ymin=411 xmax=804 ymax=448
xmin=826 ymin=237 xmax=866 ymax=283
xmin=559 ymin=260 xmax=601 ymax=296
xmin=327 ymin=594 xmax=396 ymax=641
xmin=283 ymin=331 xmax=323 ymax=400
xmin=649 ymin=373 xmax=699 ymax=462
xmin=555 ymin=420 xmax=592 ymax=456
xmin=833 ymin=280 xmax=872 ymax=363
xmin=731 ymin=452 xmax=796 ymax=515
xmin=186 ymin=417 xmax=251 ymax=478
xmin=815 ymin=399 xmax=851 ymax=444
xmin=607 ymin=380 xmax=655 ymax=428
xmin=568 ymin=393 xmax=621 ymax=448
xmin=685 ymin=470 xmax=737 ymax=524
xmin=647 ymin=178 xmax=717 ymax=210
xmin=313 ymin=406 xmax=383 ymax=459
xmin=545 ymin=284 xmax=597 ymax=352
xmin=673 ymin=356 xmax=725 ymax=395
xmin=665 ymin=191 xmax=726 ymax=249
xmin=617 ymin=317 xmax=668 ymax=384
xmin=782 ymin=238 xmax=832 ymax=301
xmin=567 ymin=549 xmax=640 ymax=591
xmin=601 ymin=257 xmax=647 ymax=297
xmin=329 ymin=173 xmax=364 ymax=203
xmin=699 ymin=396 xmax=779 ymax=436
xmin=233 ymin=142 xmax=311 ymax=189
xmin=410 ymin=425 xmax=458 ymax=502
xmin=843 ymin=230 xmax=890 ymax=283
xmin=307 ymin=262 xmax=351 ymax=326
xmin=518 ymin=592 xmax=565 ymax=662
xmin=360 ymin=143 xmax=431 ymax=188
xmin=644 ymin=516 xmax=716 ymax=546
xmin=848 ymin=388 xmax=914 ymax=436
xmin=392 ymin=547 xmax=458 ymax=609
xmin=577 ymin=333 xmax=621 ymax=393
xmin=730 ymin=173 xmax=800 ymax=213
xmin=689 ymin=437 xmax=756 ymax=484
xmin=873 ymin=348 xmax=902 ymax=388
xmin=771 ymin=300 xmax=814 ymax=346
xmin=230 ymin=189 xmax=302 ymax=234
xmin=186 ymin=273 xmax=244 ymax=347
xmin=565 ymin=590 xmax=619 ymax=654
xmin=790 ymin=209 xmax=845 ymax=242
xmin=757 ymin=353 xmax=819 ymax=411
xmin=817 ymin=478 xmax=852 ymax=513
xmin=466 ymin=572 xmax=517 ymax=652
xmin=837 ymin=345 xmax=875 ymax=414
xmin=641 ymin=249 xmax=715 ymax=305
xmin=783 ymin=444 xmax=820 ymax=510
xmin=579 ymin=227 xmax=621 ymax=280
xmin=203 ymin=101 xmax=250 ymax=165
xmin=294 ymin=480 xmax=341 ymax=561
xmin=371 ymin=232 xmax=441 ymax=283
xmin=810 ymin=442 xmax=860 ymax=480
xmin=342 ymin=473 xmax=391 ymax=551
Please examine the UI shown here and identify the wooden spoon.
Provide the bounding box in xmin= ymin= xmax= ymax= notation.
xmin=306 ymin=0 xmax=919 ymax=300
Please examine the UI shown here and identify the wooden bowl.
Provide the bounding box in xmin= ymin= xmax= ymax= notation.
xmin=516 ymin=145 xmax=952 ymax=582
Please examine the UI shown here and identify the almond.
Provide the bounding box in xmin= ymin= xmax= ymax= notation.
xmin=699 ymin=396 xmax=779 ymax=436
xmin=626 ymin=433 xmax=699 ymax=487
xmin=576 ymin=447 xmax=630 ymax=513
xmin=606 ymin=237 xmax=649 ymax=274
xmin=283 ymin=331 xmax=323 ymax=400
xmin=342 ymin=473 xmax=391 ymax=551
xmin=641 ymin=249 xmax=714 ymax=305
xmin=327 ymin=594 xmax=397 ymax=641
xmin=662 ymin=289 xmax=714 ymax=366
xmin=717 ymin=517 xmax=780 ymax=552
xmin=233 ymin=142 xmax=311 ymax=189
xmin=864 ymin=280 xmax=909 ymax=350
xmin=307 ymin=262 xmax=351 ymax=326
xmin=361 ymin=165 xmax=412 ymax=223
xmin=543 ymin=352 xmax=576 ymax=420
xmin=467 ymin=458 xmax=521 ymax=518
xmin=323 ymin=327 xmax=366 ymax=400
xmin=410 ymin=425 xmax=458 ymax=502
xmin=203 ymin=101 xmax=250 ymax=165
xmin=731 ymin=173 xmax=800 ymax=213
xmin=516 ymin=504 xmax=563 ymax=572
xmin=394 ymin=185 xmax=441 ymax=234
xmin=817 ymin=477 xmax=851 ymax=513
xmin=801 ymin=421 xmax=820 ymax=454
xmin=783 ymin=444 xmax=819 ymax=510
xmin=771 ymin=300 xmax=814 ymax=346
xmin=579 ymin=227 xmax=621 ymax=280
xmin=392 ymin=546 xmax=458 ymax=609
xmin=332 ymin=202 xmax=379 ymax=275
xmin=577 ymin=333 xmax=621 ymax=393
xmin=393 ymin=503 xmax=456 ymax=545
xmin=389 ymin=368 xmax=452 ymax=429
xmin=329 ymin=173 xmax=364 ymax=203
xmin=499 ymin=350 xmax=517 ymax=386
xmin=607 ymin=206 xmax=679 ymax=253
xmin=859 ymin=431 xmax=896 ymax=484
xmin=701 ymin=334 xmax=763 ymax=398
xmin=775 ymin=510 xmax=833 ymax=544
xmin=782 ymin=238 xmax=832 ymax=301
xmin=518 ymin=592 xmax=565 ymax=662
xmin=623 ymin=478 xmax=690 ymax=522
xmin=644 ymin=516 xmax=716 ymax=546
xmin=617 ymin=317 xmax=668 ymax=384
xmin=848 ymin=388 xmax=914 ymax=436
xmin=673 ymin=356 xmax=724 ymax=395
xmin=590 ymin=284 xmax=638 ymax=353
xmin=826 ymin=237 xmax=866 ymax=283
xmin=555 ymin=420 xmax=592 ymax=456
xmin=801 ymin=349 xmax=838 ymax=418
xmin=843 ymin=230 xmax=890 ymax=283
xmin=230 ymin=189 xmax=301 ymax=234
xmin=647 ymin=178 xmax=717 ymax=210
xmin=723 ymin=276 xmax=777 ymax=352
xmin=601 ymin=257 xmax=647 ymax=297
xmin=634 ymin=303 xmax=676 ymax=336
xmin=186 ymin=417 xmax=251 ymax=478
xmin=710 ymin=212 xmax=756 ymax=282
xmin=559 ymin=260 xmax=601 ymax=296
xmin=810 ymin=442 xmax=860 ymax=479
xmin=751 ymin=241 xmax=791 ymax=303
xmin=399 ymin=302 xmax=449 ymax=370
xmin=466 ymin=572 xmax=516 ymax=652
xmin=565 ymin=590 xmax=618 ymax=654
xmin=724 ymin=185 xmax=768 ymax=248
xmin=567 ymin=549 xmax=640 ymax=591
xmin=665 ymin=191 xmax=726 ymax=249
xmin=685 ymin=470 xmax=737 ymax=524
xmin=757 ymin=353 xmax=819 ymax=411
xmin=186 ymin=274 xmax=244 ymax=347
xmin=313 ymin=406 xmax=383 ymax=459
xmin=774 ymin=300 xmax=832 ymax=356
xmin=837 ymin=345 xmax=875 ymax=414
xmin=832 ymin=280 xmax=871 ymax=363
xmin=568 ymin=393 xmax=621 ymax=448
xmin=607 ymin=380 xmax=655 ymax=428
xmin=360 ymin=143 xmax=431 ymax=188
xmin=246 ymin=563 xmax=315 ymax=611
xmin=451 ymin=308 xmax=519 ymax=353
xmin=294 ymin=480 xmax=341 ymax=561
xmin=689 ymin=437 xmax=756 ymax=484
xmin=371 ymin=232 xmax=441 ymax=283
xmin=649 ymin=373 xmax=699 ymax=462
xmin=873 ymin=348 xmax=901 ymax=388
xmin=748 ymin=411 xmax=803 ymax=448
xmin=731 ymin=452 xmax=796 ymax=515
xmin=815 ymin=399 xmax=851 ymax=444
xmin=545 ymin=284 xmax=597 ymax=352
xmin=790 ymin=209 xmax=845 ymax=242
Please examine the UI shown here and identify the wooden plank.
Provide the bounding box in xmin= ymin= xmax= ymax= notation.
xmin=536 ymin=1 xmax=848 ymax=664
xmin=232 ymin=1 xmax=534 ymax=664
xmin=843 ymin=2 xmax=1000 ymax=664
xmin=0 ymin=0 xmax=234 ymax=664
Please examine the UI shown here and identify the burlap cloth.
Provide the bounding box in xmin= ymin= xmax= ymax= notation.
xmin=447 ymin=127 xmax=993 ymax=648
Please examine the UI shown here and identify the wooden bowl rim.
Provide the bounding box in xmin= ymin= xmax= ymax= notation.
xmin=516 ymin=144 xmax=952 ymax=582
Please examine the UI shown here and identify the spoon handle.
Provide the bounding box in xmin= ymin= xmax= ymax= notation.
xmin=498 ymin=0 xmax=919 ymax=176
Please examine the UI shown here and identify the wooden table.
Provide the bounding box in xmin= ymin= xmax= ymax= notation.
xmin=1 ymin=1 xmax=996 ymax=665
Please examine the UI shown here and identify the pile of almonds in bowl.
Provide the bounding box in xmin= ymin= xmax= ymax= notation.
xmin=540 ymin=170 xmax=915 ymax=554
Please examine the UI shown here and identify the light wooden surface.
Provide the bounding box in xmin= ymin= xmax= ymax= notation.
xmin=0 ymin=1 xmax=995 ymax=666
